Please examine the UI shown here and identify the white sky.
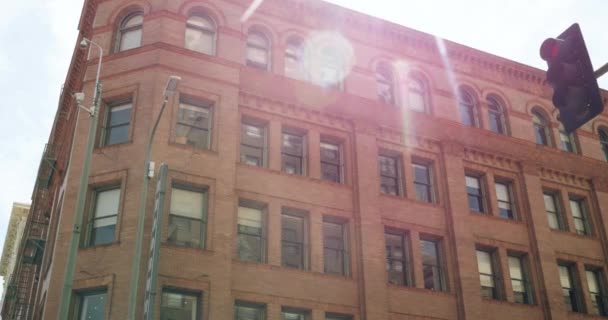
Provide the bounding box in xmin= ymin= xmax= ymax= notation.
xmin=0 ymin=0 xmax=606 ymax=298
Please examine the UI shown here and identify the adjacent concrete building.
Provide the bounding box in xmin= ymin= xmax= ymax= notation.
xmin=5 ymin=0 xmax=608 ymax=319
xmin=0 ymin=203 xmax=30 ymax=302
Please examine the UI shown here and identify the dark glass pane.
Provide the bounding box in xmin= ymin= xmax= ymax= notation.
xmin=79 ymin=292 xmax=107 ymax=320
xmin=241 ymin=145 xmax=263 ymax=166
xmin=282 ymin=241 xmax=304 ymax=269
xmin=176 ymin=124 xmax=209 ymax=149
xmin=386 ymin=259 xmax=405 ymax=285
xmin=161 ymin=291 xmax=198 ymax=320
xmin=489 ymin=112 xmax=504 ymax=133
xmin=282 ymin=154 xmax=303 ymax=175
xmin=109 ymin=107 xmax=131 ymax=126
xmin=320 ymin=144 xmax=340 ymax=163
xmin=178 ymin=105 xmax=210 ymax=128
xmin=106 ymin=124 xmax=129 ymax=145
xmin=237 ymin=234 xmax=263 ymax=262
xmin=321 ymin=163 xmax=340 ymax=183
xmin=499 ymin=207 xmax=513 ymax=219
xmin=414 ymin=165 xmax=429 ymax=184
xmin=282 ymin=133 xmax=303 ymax=155
xmin=415 ymin=183 xmax=431 ymax=202
xmin=324 ymin=247 xmax=345 ymax=275
xmin=468 ymin=195 xmax=483 ymax=212
xmin=168 ymin=215 xmax=203 ymax=247
xmin=380 ymin=176 xmax=399 ymax=195
xmin=235 ymin=305 xmax=264 ymax=320
xmin=91 ymin=224 xmax=115 ymax=246
xmin=241 ymin=124 xmax=265 ymax=147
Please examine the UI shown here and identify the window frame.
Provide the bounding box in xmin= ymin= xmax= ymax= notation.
xmin=101 ymin=100 xmax=133 ymax=147
xmin=532 ymin=110 xmax=551 ymax=146
xmin=234 ymin=300 xmax=266 ymax=320
xmin=458 ymin=89 xmax=479 ymax=127
xmin=284 ymin=36 xmax=305 ymax=80
xmin=246 ymin=31 xmax=271 ymax=71
xmin=184 ymin=14 xmax=216 ymax=55
xmin=236 ymin=200 xmax=267 ymax=263
xmin=385 ymin=229 xmax=412 ymax=286
xmin=466 ymin=173 xmax=486 ymax=213
xmin=586 ymin=267 xmax=608 ymax=316
xmin=116 ymin=11 xmax=144 ymax=52
xmin=412 ymin=161 xmax=434 ymax=203
xmin=160 ymin=288 xmax=201 ymax=320
xmin=74 ymin=289 xmax=108 ymax=320
xmin=240 ymin=119 xmax=268 ymax=167
xmin=376 ymin=62 xmax=396 ymax=106
xmin=495 ymin=179 xmax=516 ymax=220
xmin=281 ymin=129 xmax=307 ymax=176
xmin=174 ymin=97 xmax=213 ymax=150
xmin=559 ymin=128 xmax=578 ymax=153
xmin=323 ymin=217 xmax=349 ymax=276
xmin=544 ymin=191 xmax=566 ymax=231
xmin=281 ymin=307 xmax=311 ymax=320
xmin=476 ymin=248 xmax=502 ymax=300
xmin=559 ymin=263 xmax=582 ymax=313
xmin=508 ymin=253 xmax=533 ymax=304
xmin=378 ymin=153 xmax=403 ymax=197
xmin=320 ymin=138 xmax=344 ymax=184
xmin=281 ymin=208 xmax=309 ymax=270
xmin=86 ymin=186 xmax=120 ymax=247
xmin=407 ymin=75 xmax=428 ymax=113
xmin=167 ymin=184 xmax=209 ymax=249
xmin=599 ymin=128 xmax=608 ymax=161
xmin=420 ymin=237 xmax=446 ymax=291
xmin=569 ymin=196 xmax=590 ymax=236
xmin=486 ymin=95 xmax=508 ymax=135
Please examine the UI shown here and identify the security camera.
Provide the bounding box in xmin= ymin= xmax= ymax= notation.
xmin=73 ymin=92 xmax=85 ymax=105
xmin=79 ymin=39 xmax=88 ymax=49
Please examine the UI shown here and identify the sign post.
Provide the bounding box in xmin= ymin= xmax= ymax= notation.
xmin=143 ymin=163 xmax=168 ymax=320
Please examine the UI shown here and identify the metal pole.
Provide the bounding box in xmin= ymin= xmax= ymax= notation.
xmin=127 ymin=81 xmax=175 ymax=319
xmin=57 ymin=39 xmax=103 ymax=319
xmin=595 ymin=62 xmax=608 ymax=79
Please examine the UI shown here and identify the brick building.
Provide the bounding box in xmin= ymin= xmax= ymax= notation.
xmin=6 ymin=0 xmax=608 ymax=319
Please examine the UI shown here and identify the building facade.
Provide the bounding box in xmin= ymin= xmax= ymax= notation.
xmin=7 ymin=0 xmax=608 ymax=319
xmin=0 ymin=203 xmax=30 ymax=302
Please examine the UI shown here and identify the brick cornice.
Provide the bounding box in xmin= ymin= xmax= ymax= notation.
xmin=440 ymin=141 xmax=465 ymax=158
xmin=591 ymin=177 xmax=608 ymax=193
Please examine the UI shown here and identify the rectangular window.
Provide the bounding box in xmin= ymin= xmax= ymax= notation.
xmin=234 ymin=301 xmax=266 ymax=320
xmin=466 ymin=175 xmax=485 ymax=213
xmin=160 ymin=289 xmax=200 ymax=320
xmin=237 ymin=202 xmax=266 ymax=263
xmin=378 ymin=154 xmax=402 ymax=196
xmin=421 ymin=239 xmax=445 ymax=291
xmin=586 ymin=269 xmax=607 ymax=316
xmin=320 ymin=140 xmax=343 ymax=183
xmin=385 ymin=231 xmax=410 ymax=286
xmin=282 ymin=211 xmax=307 ymax=269
xmin=477 ymin=249 xmax=500 ymax=299
xmin=281 ymin=308 xmax=310 ymax=320
xmin=168 ymin=186 xmax=208 ymax=248
xmin=76 ymin=290 xmax=107 ymax=320
xmin=323 ymin=219 xmax=348 ymax=276
xmin=282 ymin=131 xmax=306 ymax=175
xmin=495 ymin=181 xmax=515 ymax=219
xmin=560 ymin=131 xmax=576 ymax=153
xmin=544 ymin=193 xmax=564 ymax=230
xmin=413 ymin=163 xmax=433 ymax=203
xmin=241 ymin=122 xmax=266 ymax=167
xmin=569 ymin=198 xmax=589 ymax=235
xmin=89 ymin=188 xmax=119 ymax=246
xmin=508 ymin=255 xmax=531 ymax=304
xmin=175 ymin=100 xmax=212 ymax=149
xmin=325 ymin=313 xmax=352 ymax=320
xmin=559 ymin=264 xmax=580 ymax=312
xmin=103 ymin=101 xmax=132 ymax=146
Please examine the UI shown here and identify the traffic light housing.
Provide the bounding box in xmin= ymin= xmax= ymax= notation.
xmin=540 ymin=23 xmax=603 ymax=133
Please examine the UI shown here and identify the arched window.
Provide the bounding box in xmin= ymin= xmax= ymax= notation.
xmin=408 ymin=76 xmax=427 ymax=113
xmin=246 ymin=31 xmax=270 ymax=70
xmin=117 ymin=12 xmax=143 ymax=52
xmin=185 ymin=14 xmax=216 ymax=55
xmin=487 ymin=96 xmax=507 ymax=135
xmin=376 ymin=63 xmax=396 ymax=106
xmin=532 ymin=110 xmax=550 ymax=146
xmin=599 ymin=128 xmax=608 ymax=161
xmin=285 ymin=37 xmax=304 ymax=80
xmin=559 ymin=126 xmax=577 ymax=153
xmin=317 ymin=46 xmax=343 ymax=90
xmin=458 ymin=89 xmax=478 ymax=127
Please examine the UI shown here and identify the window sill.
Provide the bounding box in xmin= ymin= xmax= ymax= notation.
xmin=380 ymin=193 xmax=441 ymax=208
xmin=550 ymin=228 xmax=596 ymax=240
xmin=79 ymin=241 xmax=120 ymax=251
xmin=161 ymin=242 xmax=211 ymax=254
xmin=168 ymin=141 xmax=218 ymax=156
xmin=469 ymin=212 xmax=524 ymax=225
xmin=481 ymin=298 xmax=538 ymax=308
xmin=236 ymin=162 xmax=351 ymax=188
xmin=93 ymin=141 xmax=133 ymax=153
xmin=387 ymin=283 xmax=453 ymax=297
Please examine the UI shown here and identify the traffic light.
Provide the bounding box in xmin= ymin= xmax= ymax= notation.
xmin=539 ymin=23 xmax=603 ymax=133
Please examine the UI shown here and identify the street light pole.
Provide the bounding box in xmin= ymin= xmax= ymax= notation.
xmin=127 ymin=75 xmax=181 ymax=320
xmin=57 ymin=37 xmax=103 ymax=320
